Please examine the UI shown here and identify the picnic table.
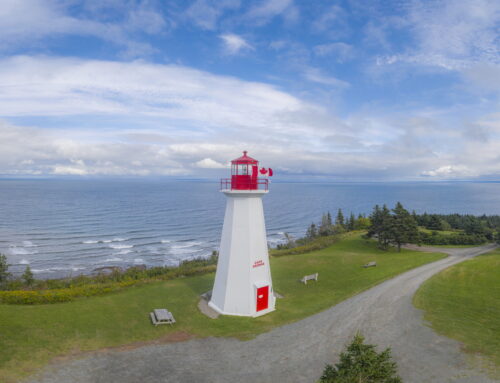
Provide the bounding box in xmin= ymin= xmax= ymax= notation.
xmin=150 ymin=309 xmax=176 ymax=326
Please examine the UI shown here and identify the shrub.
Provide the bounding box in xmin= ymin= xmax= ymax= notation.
xmin=419 ymin=232 xmax=487 ymax=246
xmin=320 ymin=333 xmax=402 ymax=383
xmin=271 ymin=235 xmax=339 ymax=256
xmin=0 ymin=281 xmax=138 ymax=304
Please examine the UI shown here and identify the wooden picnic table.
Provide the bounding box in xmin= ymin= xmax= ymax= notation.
xmin=150 ymin=308 xmax=176 ymax=326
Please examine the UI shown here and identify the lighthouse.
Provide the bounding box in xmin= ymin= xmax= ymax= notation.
xmin=208 ymin=151 xmax=276 ymax=317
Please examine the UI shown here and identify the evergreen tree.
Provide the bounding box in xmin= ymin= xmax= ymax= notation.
xmin=22 ymin=265 xmax=35 ymax=286
xmin=427 ymin=215 xmax=443 ymax=231
xmin=319 ymin=213 xmax=334 ymax=236
xmin=0 ymin=254 xmax=11 ymax=287
xmin=368 ymin=205 xmax=393 ymax=249
xmin=391 ymin=202 xmax=419 ymax=251
xmin=347 ymin=213 xmax=356 ymax=231
xmin=327 ymin=211 xmax=333 ymax=226
xmin=336 ymin=209 xmax=345 ymax=227
xmin=320 ymin=333 xmax=402 ymax=383
xmin=306 ymin=223 xmax=318 ymax=240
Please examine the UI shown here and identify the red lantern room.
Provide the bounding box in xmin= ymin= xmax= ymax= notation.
xmin=221 ymin=151 xmax=273 ymax=191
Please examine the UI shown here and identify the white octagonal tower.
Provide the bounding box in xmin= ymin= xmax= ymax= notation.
xmin=208 ymin=151 xmax=276 ymax=317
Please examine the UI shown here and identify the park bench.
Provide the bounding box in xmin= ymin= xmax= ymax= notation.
xmin=301 ymin=273 xmax=319 ymax=284
xmin=150 ymin=308 xmax=176 ymax=326
xmin=363 ymin=261 xmax=377 ymax=268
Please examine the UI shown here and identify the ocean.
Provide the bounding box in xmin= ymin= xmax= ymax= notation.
xmin=1 ymin=179 xmax=499 ymax=279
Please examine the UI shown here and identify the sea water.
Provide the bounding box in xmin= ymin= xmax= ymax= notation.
xmin=1 ymin=179 xmax=499 ymax=278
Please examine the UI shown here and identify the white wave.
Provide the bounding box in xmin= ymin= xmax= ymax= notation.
xmin=8 ymin=246 xmax=37 ymax=256
xmin=102 ymin=257 xmax=123 ymax=262
xmin=171 ymin=241 xmax=203 ymax=249
xmin=160 ymin=239 xmax=171 ymax=243
xmin=22 ymin=240 xmax=37 ymax=247
xmin=31 ymin=266 xmax=85 ymax=274
xmin=82 ymin=240 xmax=99 ymax=244
xmin=133 ymin=258 xmax=144 ymax=264
xmin=109 ymin=244 xmax=133 ymax=249
xmin=112 ymin=237 xmax=127 ymax=242
xmin=117 ymin=249 xmax=132 ymax=255
xmin=102 ymin=239 xmax=112 ymax=243
xmin=32 ymin=268 xmax=53 ymax=274
xmin=170 ymin=247 xmax=204 ymax=256
xmin=19 ymin=259 xmax=30 ymax=265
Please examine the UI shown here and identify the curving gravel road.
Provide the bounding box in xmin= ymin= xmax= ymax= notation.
xmin=28 ymin=244 xmax=498 ymax=383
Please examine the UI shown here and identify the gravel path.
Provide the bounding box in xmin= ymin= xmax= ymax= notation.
xmin=28 ymin=244 xmax=498 ymax=383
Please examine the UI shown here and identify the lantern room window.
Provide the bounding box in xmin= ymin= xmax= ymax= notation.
xmin=232 ymin=164 xmax=250 ymax=175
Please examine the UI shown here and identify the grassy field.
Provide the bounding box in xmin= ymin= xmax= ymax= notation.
xmin=0 ymin=233 xmax=445 ymax=382
xmin=414 ymin=248 xmax=500 ymax=373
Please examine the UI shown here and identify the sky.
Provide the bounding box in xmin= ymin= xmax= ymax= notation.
xmin=0 ymin=0 xmax=499 ymax=181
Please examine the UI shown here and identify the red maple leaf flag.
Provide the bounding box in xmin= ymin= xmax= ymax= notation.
xmin=259 ymin=167 xmax=273 ymax=176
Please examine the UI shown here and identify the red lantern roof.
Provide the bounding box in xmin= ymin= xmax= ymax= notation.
xmin=231 ymin=151 xmax=258 ymax=165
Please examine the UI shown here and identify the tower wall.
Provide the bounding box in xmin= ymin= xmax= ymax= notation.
xmin=209 ymin=190 xmax=275 ymax=317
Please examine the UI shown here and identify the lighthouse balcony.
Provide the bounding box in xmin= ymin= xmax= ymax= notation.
xmin=220 ymin=178 xmax=269 ymax=191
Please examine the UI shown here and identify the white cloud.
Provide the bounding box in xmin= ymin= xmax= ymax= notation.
xmin=246 ymin=0 xmax=295 ymax=25
xmin=421 ymin=165 xmax=472 ymax=178
xmin=185 ymin=0 xmax=240 ymax=30
xmin=376 ymin=0 xmax=500 ymax=71
xmin=303 ymin=68 xmax=350 ymax=88
xmin=314 ymin=42 xmax=354 ymax=62
xmin=0 ymin=0 xmax=168 ymax=56
xmin=194 ymin=158 xmax=228 ymax=169
xmin=219 ymin=34 xmax=254 ymax=54
xmin=0 ymin=56 xmax=499 ymax=180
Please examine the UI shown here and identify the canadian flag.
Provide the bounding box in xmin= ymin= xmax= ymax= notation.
xmin=259 ymin=167 xmax=273 ymax=176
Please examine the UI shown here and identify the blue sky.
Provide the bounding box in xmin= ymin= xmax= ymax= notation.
xmin=0 ymin=0 xmax=499 ymax=180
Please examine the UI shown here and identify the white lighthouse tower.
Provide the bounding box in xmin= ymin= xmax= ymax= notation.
xmin=208 ymin=151 xmax=276 ymax=317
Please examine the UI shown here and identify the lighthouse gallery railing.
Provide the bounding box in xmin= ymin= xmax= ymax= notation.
xmin=220 ymin=178 xmax=269 ymax=191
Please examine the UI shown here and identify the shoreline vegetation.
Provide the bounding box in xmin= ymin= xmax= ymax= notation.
xmin=1 ymin=202 xmax=499 ymax=304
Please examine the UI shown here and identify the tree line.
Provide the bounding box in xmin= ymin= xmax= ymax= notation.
xmin=278 ymin=204 xmax=500 ymax=252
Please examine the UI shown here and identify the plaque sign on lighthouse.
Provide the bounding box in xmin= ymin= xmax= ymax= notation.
xmin=208 ymin=151 xmax=276 ymax=317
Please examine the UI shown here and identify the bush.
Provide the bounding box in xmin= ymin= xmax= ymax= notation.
xmin=270 ymin=235 xmax=339 ymax=256
xmin=320 ymin=333 xmax=402 ymax=383
xmin=0 ymin=281 xmax=138 ymax=304
xmin=419 ymin=232 xmax=487 ymax=246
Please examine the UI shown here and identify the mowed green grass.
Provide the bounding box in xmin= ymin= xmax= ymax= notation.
xmin=0 ymin=233 xmax=445 ymax=382
xmin=414 ymin=248 xmax=500 ymax=370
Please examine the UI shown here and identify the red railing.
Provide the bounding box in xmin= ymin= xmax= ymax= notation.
xmin=220 ymin=178 xmax=269 ymax=191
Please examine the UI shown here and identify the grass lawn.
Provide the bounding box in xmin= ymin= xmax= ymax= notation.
xmin=419 ymin=244 xmax=480 ymax=248
xmin=0 ymin=233 xmax=445 ymax=382
xmin=414 ymin=248 xmax=500 ymax=374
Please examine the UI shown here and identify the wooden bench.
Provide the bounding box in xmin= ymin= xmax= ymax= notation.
xmin=363 ymin=261 xmax=377 ymax=268
xmin=301 ymin=273 xmax=318 ymax=284
xmin=150 ymin=308 xmax=176 ymax=326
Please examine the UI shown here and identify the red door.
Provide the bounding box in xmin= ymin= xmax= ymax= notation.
xmin=256 ymin=286 xmax=269 ymax=312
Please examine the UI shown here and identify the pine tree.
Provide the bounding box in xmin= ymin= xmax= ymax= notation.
xmin=22 ymin=265 xmax=35 ymax=286
xmin=336 ymin=209 xmax=345 ymax=227
xmin=327 ymin=211 xmax=333 ymax=226
xmin=306 ymin=223 xmax=318 ymax=240
xmin=320 ymin=333 xmax=402 ymax=383
xmin=348 ymin=213 xmax=356 ymax=231
xmin=391 ymin=202 xmax=419 ymax=251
